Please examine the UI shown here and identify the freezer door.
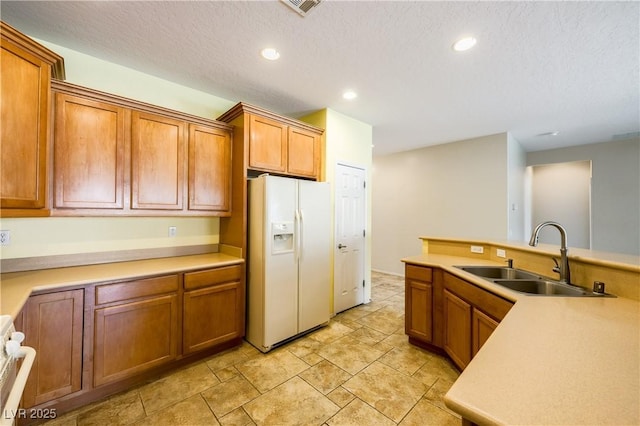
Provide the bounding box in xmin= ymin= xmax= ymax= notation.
xmin=297 ymin=180 xmax=331 ymax=332
xmin=262 ymin=176 xmax=299 ymax=347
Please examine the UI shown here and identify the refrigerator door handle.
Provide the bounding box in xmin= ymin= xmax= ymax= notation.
xmin=294 ymin=209 xmax=301 ymax=261
xmin=298 ymin=209 xmax=304 ymax=261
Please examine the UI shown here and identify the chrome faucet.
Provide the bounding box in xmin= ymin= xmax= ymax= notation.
xmin=529 ymin=221 xmax=571 ymax=284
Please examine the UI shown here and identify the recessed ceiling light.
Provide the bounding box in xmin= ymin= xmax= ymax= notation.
xmin=343 ymin=90 xmax=357 ymax=100
xmin=538 ymin=131 xmax=560 ymax=137
xmin=261 ymin=48 xmax=280 ymax=60
xmin=452 ymin=36 xmax=477 ymax=52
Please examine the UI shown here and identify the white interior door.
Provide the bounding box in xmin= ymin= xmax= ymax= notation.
xmin=334 ymin=164 xmax=366 ymax=314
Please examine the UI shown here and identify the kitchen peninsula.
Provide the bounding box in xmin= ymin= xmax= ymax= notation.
xmin=403 ymin=237 xmax=639 ymax=425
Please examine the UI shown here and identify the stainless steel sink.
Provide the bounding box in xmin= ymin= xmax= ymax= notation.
xmin=455 ymin=265 xmax=612 ymax=297
xmin=457 ymin=266 xmax=542 ymax=280
xmin=492 ymin=279 xmax=599 ymax=296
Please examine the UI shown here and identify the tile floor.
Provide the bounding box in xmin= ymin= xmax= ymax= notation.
xmin=45 ymin=271 xmax=461 ymax=426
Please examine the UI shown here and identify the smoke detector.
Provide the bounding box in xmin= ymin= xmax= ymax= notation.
xmin=280 ymin=0 xmax=322 ymax=17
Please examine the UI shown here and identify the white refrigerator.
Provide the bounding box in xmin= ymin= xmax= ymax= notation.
xmin=247 ymin=175 xmax=331 ymax=352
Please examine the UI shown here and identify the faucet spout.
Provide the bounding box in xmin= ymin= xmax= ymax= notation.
xmin=529 ymin=221 xmax=571 ymax=284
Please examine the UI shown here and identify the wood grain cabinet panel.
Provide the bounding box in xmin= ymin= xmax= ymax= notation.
xmin=405 ymin=264 xmax=433 ymax=343
xmin=0 ymin=22 xmax=63 ymax=214
xmin=54 ymin=94 xmax=127 ymax=209
xmin=93 ymin=293 xmax=179 ymax=387
xmin=183 ymin=265 xmax=244 ymax=354
xmin=248 ymin=114 xmax=287 ymax=173
xmin=443 ymin=289 xmax=472 ymax=370
xmin=472 ymin=307 xmax=499 ymax=357
xmin=287 ymin=126 xmax=320 ymax=178
xmin=131 ymin=111 xmax=185 ymax=210
xmin=22 ymin=289 xmax=84 ymax=407
xmin=188 ymin=124 xmax=231 ymax=212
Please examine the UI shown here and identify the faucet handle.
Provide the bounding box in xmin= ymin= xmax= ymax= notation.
xmin=551 ymin=258 xmax=561 ymax=273
xmin=505 ymin=258 xmax=513 ymax=268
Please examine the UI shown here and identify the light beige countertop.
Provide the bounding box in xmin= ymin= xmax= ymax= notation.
xmin=402 ymin=253 xmax=640 ymax=425
xmin=1 ymin=252 xmax=244 ymax=319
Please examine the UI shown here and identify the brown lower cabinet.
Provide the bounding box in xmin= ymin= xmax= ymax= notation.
xmin=22 ymin=289 xmax=84 ymax=407
xmin=404 ymin=264 xmax=513 ymax=371
xmin=18 ymin=262 xmax=245 ymax=421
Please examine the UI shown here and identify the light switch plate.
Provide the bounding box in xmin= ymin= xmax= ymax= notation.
xmin=470 ymin=245 xmax=484 ymax=254
xmin=496 ymin=249 xmax=506 ymax=258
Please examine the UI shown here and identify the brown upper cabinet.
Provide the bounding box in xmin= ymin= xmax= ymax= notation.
xmin=218 ymin=102 xmax=323 ymax=180
xmin=0 ymin=21 xmax=65 ymax=217
xmin=51 ymin=81 xmax=233 ymax=216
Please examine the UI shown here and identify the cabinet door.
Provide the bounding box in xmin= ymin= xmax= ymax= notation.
xmin=472 ymin=308 xmax=499 ymax=357
xmin=188 ymin=124 xmax=231 ymax=212
xmin=248 ymin=114 xmax=287 ymax=172
xmin=93 ymin=294 xmax=179 ymax=386
xmin=131 ymin=111 xmax=185 ymax=210
xmin=183 ymin=281 xmax=243 ymax=354
xmin=404 ymin=265 xmax=433 ymax=343
xmin=54 ymin=93 xmax=127 ymax=209
xmin=287 ymin=126 xmax=320 ymax=178
xmin=0 ymin=40 xmax=50 ymax=210
xmin=443 ymin=289 xmax=472 ymax=370
xmin=22 ymin=289 xmax=84 ymax=407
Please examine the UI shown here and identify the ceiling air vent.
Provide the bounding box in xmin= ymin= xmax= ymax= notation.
xmin=280 ymin=0 xmax=322 ymax=17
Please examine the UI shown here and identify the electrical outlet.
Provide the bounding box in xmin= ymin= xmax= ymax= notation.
xmin=168 ymin=226 xmax=177 ymax=237
xmin=470 ymin=245 xmax=484 ymax=254
xmin=496 ymin=249 xmax=506 ymax=258
xmin=0 ymin=230 xmax=11 ymax=246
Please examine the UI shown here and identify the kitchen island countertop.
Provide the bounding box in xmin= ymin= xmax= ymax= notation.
xmin=403 ymin=253 xmax=639 ymax=425
xmin=1 ymin=252 xmax=244 ymax=319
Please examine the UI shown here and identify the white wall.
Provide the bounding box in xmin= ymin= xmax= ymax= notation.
xmin=507 ymin=133 xmax=527 ymax=241
xmin=527 ymin=138 xmax=640 ymax=255
xmin=530 ymin=161 xmax=592 ymax=249
xmin=372 ymin=133 xmax=511 ymax=275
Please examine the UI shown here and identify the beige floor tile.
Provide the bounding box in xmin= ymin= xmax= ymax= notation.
xmin=307 ymin=321 xmax=354 ymax=343
xmin=215 ymin=365 xmax=241 ymax=382
xmin=412 ymin=357 xmax=459 ymax=388
xmin=301 ymin=351 xmax=325 ymax=366
xmin=284 ymin=335 xmax=323 ymax=358
xmin=135 ymin=394 xmax=219 ymax=426
xmin=378 ymin=345 xmax=431 ymax=375
xmin=424 ymin=377 xmax=456 ymax=413
xmin=219 ymin=407 xmax=256 ymax=426
xmin=370 ymin=287 xmax=400 ymax=301
xmin=139 ymin=362 xmax=220 ymax=414
xmin=381 ymin=332 xmax=410 ymax=348
xmin=399 ymin=397 xmax=460 ymax=425
xmin=235 ymin=348 xmax=310 ymax=393
xmin=356 ymin=305 xmax=404 ymax=335
xmin=326 ymin=387 xmax=356 ymax=408
xmin=201 ymin=375 xmax=261 ymax=418
xmin=39 ymin=413 xmax=77 ymax=426
xmin=327 ymin=398 xmax=395 ymax=426
xmin=317 ymin=335 xmax=387 ymax=375
xmin=347 ymin=326 xmax=388 ymax=345
xmin=206 ymin=345 xmax=255 ymax=372
xmin=243 ymin=377 xmax=339 ymax=426
xmin=333 ymin=307 xmax=370 ymax=322
xmin=342 ymin=361 xmax=427 ymax=423
xmin=298 ymin=360 xmax=352 ymax=394
xmin=77 ymin=389 xmax=145 ymax=426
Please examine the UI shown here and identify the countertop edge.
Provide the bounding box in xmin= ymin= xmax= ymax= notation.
xmin=1 ymin=253 xmax=245 ymax=320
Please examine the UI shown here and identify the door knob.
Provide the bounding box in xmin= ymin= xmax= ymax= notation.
xmin=338 ymin=244 xmax=347 ymax=249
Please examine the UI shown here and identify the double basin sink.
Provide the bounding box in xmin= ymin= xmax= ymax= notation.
xmin=456 ymin=266 xmax=611 ymax=297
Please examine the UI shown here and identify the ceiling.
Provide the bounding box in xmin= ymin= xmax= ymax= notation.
xmin=1 ymin=1 xmax=638 ymax=156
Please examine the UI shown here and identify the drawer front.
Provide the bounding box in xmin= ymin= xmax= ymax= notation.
xmin=405 ymin=264 xmax=433 ymax=282
xmin=444 ymin=273 xmax=513 ymax=321
xmin=96 ymin=275 xmax=179 ymax=305
xmin=184 ymin=264 xmax=243 ymax=291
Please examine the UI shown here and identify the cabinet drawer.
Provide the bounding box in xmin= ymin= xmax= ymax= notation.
xmin=406 ymin=264 xmax=433 ymax=282
xmin=184 ymin=264 xmax=243 ymax=291
xmin=444 ymin=273 xmax=513 ymax=321
xmin=96 ymin=275 xmax=179 ymax=305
